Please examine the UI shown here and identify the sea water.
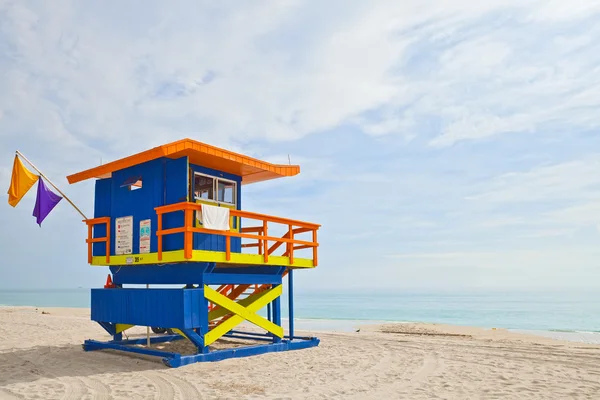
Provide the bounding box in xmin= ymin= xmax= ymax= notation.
xmin=1 ymin=288 xmax=599 ymax=343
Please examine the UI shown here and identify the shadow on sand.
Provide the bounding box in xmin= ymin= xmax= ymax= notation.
xmin=0 ymin=336 xmax=261 ymax=387
xmin=0 ymin=343 xmax=168 ymax=387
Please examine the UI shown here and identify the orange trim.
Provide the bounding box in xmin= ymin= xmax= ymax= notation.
xmin=288 ymin=224 xmax=294 ymax=265
xmin=209 ymin=284 xmax=234 ymax=312
xmin=213 ymin=282 xmax=275 ymax=327
xmin=84 ymin=217 xmax=111 ymax=264
xmin=66 ymin=138 xmax=300 ymax=185
xmin=87 ymin=224 xmax=92 ymax=264
xmin=184 ymin=208 xmax=193 ymax=259
xmin=211 ymin=283 xmax=252 ymax=324
xmin=157 ymin=214 xmax=163 ymax=261
xmin=154 ymin=202 xmax=319 ymax=265
xmin=263 ymin=221 xmax=269 ymax=264
xmin=226 ymin=236 xmax=231 ymax=261
xmin=312 ymin=230 xmax=318 ymax=267
xmin=240 ymin=226 xmax=264 ymax=233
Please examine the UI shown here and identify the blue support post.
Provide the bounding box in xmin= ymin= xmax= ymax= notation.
xmin=198 ymin=285 xmax=209 ymax=354
xmin=272 ymin=284 xmax=282 ymax=343
xmin=267 ymin=302 xmax=272 ymax=322
xmin=288 ymin=268 xmax=294 ymax=340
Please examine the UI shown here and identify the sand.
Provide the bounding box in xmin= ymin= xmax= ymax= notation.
xmin=1 ymin=307 xmax=600 ymax=399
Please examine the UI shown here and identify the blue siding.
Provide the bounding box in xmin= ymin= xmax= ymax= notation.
xmin=93 ymin=178 xmax=111 ymax=256
xmin=110 ymin=158 xmax=165 ymax=255
xmin=92 ymin=156 xmax=190 ymax=257
xmin=91 ymin=155 xmax=246 ymax=257
xmin=163 ymin=157 xmax=188 ymax=252
xmin=91 ymin=288 xmax=207 ymax=329
xmin=109 ymin=264 xmax=285 ymax=285
xmin=189 ymin=163 xmax=242 ymax=253
xmin=111 ymin=263 xmax=211 ymax=285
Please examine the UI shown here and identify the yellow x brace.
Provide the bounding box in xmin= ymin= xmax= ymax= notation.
xmin=204 ymin=284 xmax=283 ymax=346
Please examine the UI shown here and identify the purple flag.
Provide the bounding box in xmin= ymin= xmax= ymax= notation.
xmin=32 ymin=178 xmax=62 ymax=226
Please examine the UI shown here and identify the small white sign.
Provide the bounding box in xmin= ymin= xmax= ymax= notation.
xmin=139 ymin=219 xmax=151 ymax=254
xmin=115 ymin=216 xmax=133 ymax=255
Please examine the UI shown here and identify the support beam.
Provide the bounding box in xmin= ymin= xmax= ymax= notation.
xmin=204 ymin=285 xmax=283 ymax=346
xmin=288 ymin=268 xmax=294 ymax=340
xmin=267 ymin=302 xmax=272 ymax=322
xmin=203 ymin=273 xmax=282 ymax=285
xmin=167 ymin=339 xmax=320 ymax=367
xmin=272 ymin=284 xmax=282 ymax=343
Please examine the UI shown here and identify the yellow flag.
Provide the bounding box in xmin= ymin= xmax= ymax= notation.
xmin=7 ymin=155 xmax=39 ymax=207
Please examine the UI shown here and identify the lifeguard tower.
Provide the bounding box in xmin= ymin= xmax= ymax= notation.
xmin=66 ymin=139 xmax=321 ymax=367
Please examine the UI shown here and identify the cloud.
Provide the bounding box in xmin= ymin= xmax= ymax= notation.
xmin=1 ymin=1 xmax=600 ymax=290
xmin=526 ymin=0 xmax=600 ymax=22
xmin=0 ymin=0 xmax=598 ymax=156
xmin=467 ymin=157 xmax=600 ymax=204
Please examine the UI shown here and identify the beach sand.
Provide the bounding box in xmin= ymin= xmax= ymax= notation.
xmin=1 ymin=307 xmax=599 ymax=399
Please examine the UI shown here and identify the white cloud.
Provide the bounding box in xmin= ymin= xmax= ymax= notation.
xmin=1 ymin=1 xmax=600 ymax=290
xmin=0 ymin=0 xmax=598 ymax=159
xmin=468 ymin=158 xmax=600 ymax=204
xmin=526 ymin=0 xmax=600 ymax=22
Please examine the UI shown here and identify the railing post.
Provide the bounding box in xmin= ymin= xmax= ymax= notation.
xmin=87 ymin=222 xmax=92 ymax=264
xmin=258 ymin=225 xmax=263 ymax=256
xmin=312 ymin=229 xmax=318 ymax=267
xmin=105 ymin=219 xmax=111 ymax=263
xmin=288 ymin=268 xmax=294 ymax=340
xmin=263 ymin=221 xmax=268 ymax=263
xmin=288 ymin=224 xmax=294 ymax=265
xmin=157 ymin=211 xmax=163 ymax=261
xmin=226 ymin=235 xmax=231 ymax=261
xmin=184 ymin=206 xmax=193 ymax=259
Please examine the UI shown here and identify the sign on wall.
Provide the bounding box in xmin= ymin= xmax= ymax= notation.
xmin=115 ymin=216 xmax=133 ymax=255
xmin=139 ymin=219 xmax=151 ymax=254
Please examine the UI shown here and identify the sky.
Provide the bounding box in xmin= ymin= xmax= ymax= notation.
xmin=1 ymin=0 xmax=600 ymax=291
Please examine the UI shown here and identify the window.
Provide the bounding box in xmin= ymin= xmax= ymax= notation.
xmin=194 ymin=175 xmax=214 ymax=200
xmin=193 ymin=172 xmax=236 ymax=206
xmin=121 ymin=176 xmax=143 ymax=191
xmin=217 ymin=180 xmax=235 ymax=205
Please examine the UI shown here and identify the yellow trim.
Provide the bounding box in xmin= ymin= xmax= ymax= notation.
xmin=171 ymin=328 xmax=188 ymax=339
xmin=208 ymin=289 xmax=264 ymax=321
xmin=204 ymin=285 xmax=283 ymax=346
xmin=90 ymin=249 xmax=314 ymax=268
xmin=115 ymin=324 xmax=134 ymax=334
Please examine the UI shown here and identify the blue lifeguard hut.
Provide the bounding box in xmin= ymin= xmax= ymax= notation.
xmin=67 ymin=139 xmax=321 ymax=367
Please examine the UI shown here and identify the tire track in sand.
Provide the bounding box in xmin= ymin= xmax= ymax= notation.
xmin=80 ymin=376 xmax=111 ymax=400
xmin=0 ymin=388 xmax=24 ymax=400
xmin=409 ymin=352 xmax=441 ymax=385
xmin=144 ymin=371 xmax=202 ymax=400
xmin=1 ymin=350 xmax=88 ymax=400
xmin=59 ymin=376 xmax=87 ymax=400
xmin=145 ymin=373 xmax=174 ymax=400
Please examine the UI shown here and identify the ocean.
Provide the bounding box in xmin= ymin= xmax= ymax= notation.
xmin=2 ymin=288 xmax=599 ymax=343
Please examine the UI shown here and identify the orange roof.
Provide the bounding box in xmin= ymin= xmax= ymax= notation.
xmin=66 ymin=139 xmax=300 ymax=185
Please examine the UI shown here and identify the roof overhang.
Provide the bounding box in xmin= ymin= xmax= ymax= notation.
xmin=66 ymin=139 xmax=300 ymax=185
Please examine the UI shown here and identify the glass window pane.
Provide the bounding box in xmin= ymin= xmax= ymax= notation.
xmin=194 ymin=174 xmax=214 ymax=200
xmin=217 ymin=180 xmax=235 ymax=204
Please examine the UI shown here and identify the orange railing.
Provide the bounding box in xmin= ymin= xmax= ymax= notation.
xmin=84 ymin=217 xmax=111 ymax=264
xmin=155 ymin=202 xmax=320 ymax=266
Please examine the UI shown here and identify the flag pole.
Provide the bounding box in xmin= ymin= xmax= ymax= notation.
xmin=15 ymin=150 xmax=89 ymax=220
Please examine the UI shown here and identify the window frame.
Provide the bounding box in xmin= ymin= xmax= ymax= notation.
xmin=192 ymin=172 xmax=237 ymax=207
xmin=120 ymin=176 xmax=143 ymax=191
